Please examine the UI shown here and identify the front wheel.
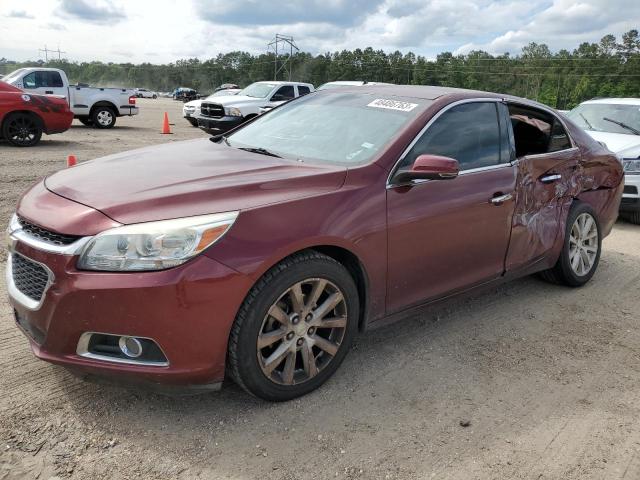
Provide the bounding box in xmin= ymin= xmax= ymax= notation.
xmin=78 ymin=117 xmax=93 ymax=126
xmin=2 ymin=113 xmax=43 ymax=147
xmin=539 ymin=202 xmax=601 ymax=287
xmin=228 ymin=251 xmax=359 ymax=401
xmin=152 ymin=94 xmax=157 ymax=99
xmin=91 ymin=107 xmax=116 ymax=129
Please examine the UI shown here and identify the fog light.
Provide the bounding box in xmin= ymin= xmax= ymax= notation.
xmin=119 ymin=336 xmax=143 ymax=358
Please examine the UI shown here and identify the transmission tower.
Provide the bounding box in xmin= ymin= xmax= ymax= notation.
xmin=39 ymin=45 xmax=67 ymax=62
xmin=267 ymin=34 xmax=299 ymax=81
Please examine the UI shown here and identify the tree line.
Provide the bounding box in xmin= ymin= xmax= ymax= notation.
xmin=1 ymin=29 xmax=639 ymax=109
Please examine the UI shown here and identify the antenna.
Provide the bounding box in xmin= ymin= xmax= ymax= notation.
xmin=267 ymin=34 xmax=299 ymax=81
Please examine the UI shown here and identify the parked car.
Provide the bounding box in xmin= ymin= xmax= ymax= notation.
xmin=2 ymin=68 xmax=138 ymax=129
xmin=7 ymin=85 xmax=623 ymax=401
xmin=135 ymin=88 xmax=158 ymax=99
xmin=0 ymin=81 xmax=73 ymax=146
xmin=317 ymin=80 xmax=393 ymax=91
xmin=215 ymin=83 xmax=239 ymax=92
xmin=183 ymin=88 xmax=242 ymax=127
xmin=566 ymin=98 xmax=640 ymax=224
xmin=173 ymin=88 xmax=198 ymax=102
xmin=195 ymin=81 xmax=314 ymax=134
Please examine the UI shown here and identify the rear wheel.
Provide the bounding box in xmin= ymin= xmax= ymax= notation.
xmin=539 ymin=202 xmax=601 ymax=287
xmin=91 ymin=106 xmax=116 ymax=129
xmin=2 ymin=113 xmax=42 ymax=147
xmin=228 ymin=251 xmax=359 ymax=401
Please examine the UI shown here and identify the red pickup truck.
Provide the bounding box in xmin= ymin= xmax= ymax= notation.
xmin=0 ymin=81 xmax=73 ymax=146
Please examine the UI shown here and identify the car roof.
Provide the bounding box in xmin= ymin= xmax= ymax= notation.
xmin=581 ymin=98 xmax=640 ymax=106
xmin=320 ymin=84 xmax=503 ymax=101
xmin=253 ymin=81 xmax=313 ymax=87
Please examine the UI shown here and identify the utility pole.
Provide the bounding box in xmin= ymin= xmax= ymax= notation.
xmin=267 ymin=34 xmax=299 ymax=81
xmin=54 ymin=46 xmax=67 ymax=60
xmin=38 ymin=45 xmax=66 ymax=62
xmin=39 ymin=45 xmax=51 ymax=62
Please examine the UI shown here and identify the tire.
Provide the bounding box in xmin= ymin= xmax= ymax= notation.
xmin=78 ymin=117 xmax=93 ymax=126
xmin=228 ymin=251 xmax=359 ymax=401
xmin=152 ymin=94 xmax=157 ymax=99
xmin=186 ymin=117 xmax=198 ymax=127
xmin=539 ymin=202 xmax=602 ymax=287
xmin=2 ymin=112 xmax=43 ymax=147
xmin=624 ymin=211 xmax=640 ymax=225
xmin=91 ymin=106 xmax=116 ymax=129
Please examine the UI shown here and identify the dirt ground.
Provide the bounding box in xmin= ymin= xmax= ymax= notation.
xmin=1 ymin=98 xmax=639 ymax=480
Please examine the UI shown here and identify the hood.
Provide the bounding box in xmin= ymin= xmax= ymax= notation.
xmin=44 ymin=138 xmax=347 ymax=225
xmin=183 ymin=99 xmax=202 ymax=108
xmin=584 ymin=130 xmax=640 ymax=156
xmin=205 ymin=95 xmax=264 ymax=106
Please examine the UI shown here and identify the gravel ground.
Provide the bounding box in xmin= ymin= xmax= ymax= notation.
xmin=1 ymin=98 xmax=640 ymax=480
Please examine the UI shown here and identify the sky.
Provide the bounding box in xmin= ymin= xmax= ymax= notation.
xmin=0 ymin=0 xmax=638 ymax=63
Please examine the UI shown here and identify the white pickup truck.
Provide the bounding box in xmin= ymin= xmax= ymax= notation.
xmin=2 ymin=67 xmax=139 ymax=128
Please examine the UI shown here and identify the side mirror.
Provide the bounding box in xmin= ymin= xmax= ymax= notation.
xmin=394 ymin=154 xmax=459 ymax=183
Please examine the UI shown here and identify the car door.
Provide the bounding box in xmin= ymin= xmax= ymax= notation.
xmin=386 ymin=100 xmax=517 ymax=313
xmin=502 ymin=102 xmax=581 ymax=272
xmin=22 ymin=71 xmax=67 ymax=99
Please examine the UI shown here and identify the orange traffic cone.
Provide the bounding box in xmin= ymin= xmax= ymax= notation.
xmin=67 ymin=155 xmax=77 ymax=167
xmin=161 ymin=112 xmax=172 ymax=134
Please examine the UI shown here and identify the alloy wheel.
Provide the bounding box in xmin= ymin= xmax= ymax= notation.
xmin=257 ymin=278 xmax=348 ymax=386
xmin=569 ymin=212 xmax=599 ymax=276
xmin=6 ymin=116 xmax=38 ymax=145
xmin=96 ymin=110 xmax=113 ymax=127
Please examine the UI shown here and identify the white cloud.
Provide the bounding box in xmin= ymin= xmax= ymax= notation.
xmin=0 ymin=0 xmax=637 ymax=63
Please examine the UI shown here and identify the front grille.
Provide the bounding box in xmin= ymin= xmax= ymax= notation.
xmin=12 ymin=254 xmax=49 ymax=303
xmin=200 ymin=102 xmax=225 ymax=118
xmin=18 ymin=217 xmax=80 ymax=246
xmin=623 ymin=185 xmax=638 ymax=195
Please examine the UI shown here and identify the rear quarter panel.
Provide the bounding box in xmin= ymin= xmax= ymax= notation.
xmin=568 ymin=121 xmax=624 ymax=236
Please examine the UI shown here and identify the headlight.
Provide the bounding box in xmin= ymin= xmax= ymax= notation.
xmin=623 ymin=158 xmax=640 ymax=174
xmin=77 ymin=212 xmax=238 ymax=271
xmin=227 ymin=107 xmax=242 ymax=117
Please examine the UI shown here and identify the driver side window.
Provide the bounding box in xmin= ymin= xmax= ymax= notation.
xmin=22 ymin=72 xmax=37 ymax=88
xmin=271 ymin=85 xmax=295 ymax=101
xmin=399 ymin=101 xmax=502 ymax=171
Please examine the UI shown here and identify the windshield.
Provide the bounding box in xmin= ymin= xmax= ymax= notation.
xmin=227 ymin=92 xmax=427 ymax=166
xmin=568 ymin=103 xmax=640 ymax=135
xmin=2 ymin=69 xmax=26 ymax=84
xmin=239 ymin=83 xmax=276 ymax=98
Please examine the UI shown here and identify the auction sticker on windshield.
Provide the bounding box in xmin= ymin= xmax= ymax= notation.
xmin=367 ymin=98 xmax=418 ymax=112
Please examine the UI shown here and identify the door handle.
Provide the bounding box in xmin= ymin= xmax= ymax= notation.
xmin=540 ymin=174 xmax=562 ymax=183
xmin=490 ymin=193 xmax=513 ymax=205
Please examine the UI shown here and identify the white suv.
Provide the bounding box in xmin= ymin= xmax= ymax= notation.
xmin=567 ymin=98 xmax=640 ymax=224
xmin=194 ymin=81 xmax=314 ymax=134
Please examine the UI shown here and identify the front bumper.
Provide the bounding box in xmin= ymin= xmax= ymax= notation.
xmin=620 ymin=174 xmax=640 ymax=213
xmin=7 ymin=231 xmax=252 ymax=389
xmin=195 ymin=114 xmax=244 ymax=134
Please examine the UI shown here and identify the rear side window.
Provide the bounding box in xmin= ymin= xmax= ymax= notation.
xmin=400 ymin=102 xmax=502 ymax=171
xmin=508 ymin=104 xmax=571 ymax=157
xmin=297 ymin=85 xmax=311 ymax=96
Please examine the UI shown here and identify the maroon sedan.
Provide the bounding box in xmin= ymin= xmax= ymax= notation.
xmin=7 ymin=86 xmax=623 ymax=401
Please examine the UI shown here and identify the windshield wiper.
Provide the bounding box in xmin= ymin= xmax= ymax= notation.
xmin=579 ymin=113 xmax=595 ymax=130
xmin=602 ymin=117 xmax=640 ymax=135
xmin=238 ymin=147 xmax=282 ymax=158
